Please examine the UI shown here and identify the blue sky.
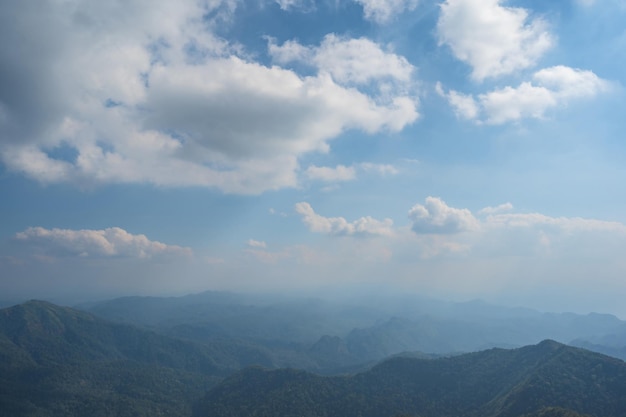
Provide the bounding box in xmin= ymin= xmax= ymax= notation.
xmin=2 ymin=0 xmax=626 ymax=316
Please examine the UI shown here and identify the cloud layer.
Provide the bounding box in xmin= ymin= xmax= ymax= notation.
xmin=0 ymin=1 xmax=419 ymax=194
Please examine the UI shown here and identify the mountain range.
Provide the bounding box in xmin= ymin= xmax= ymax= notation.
xmin=82 ymin=291 xmax=626 ymax=364
xmin=2 ymin=293 xmax=626 ymax=416
xmin=0 ymin=300 xmax=268 ymax=416
xmin=195 ymin=340 xmax=626 ymax=417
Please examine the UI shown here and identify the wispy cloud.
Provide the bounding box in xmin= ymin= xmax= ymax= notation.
xmin=304 ymin=165 xmax=357 ymax=182
xmin=353 ymin=0 xmax=419 ymax=24
xmin=247 ymin=239 xmax=268 ymax=249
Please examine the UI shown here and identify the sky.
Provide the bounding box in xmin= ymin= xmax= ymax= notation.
xmin=1 ymin=0 xmax=626 ymax=316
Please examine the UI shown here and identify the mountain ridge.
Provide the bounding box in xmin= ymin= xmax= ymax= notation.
xmin=0 ymin=300 xmax=280 ymax=416
xmin=195 ymin=340 xmax=626 ymax=417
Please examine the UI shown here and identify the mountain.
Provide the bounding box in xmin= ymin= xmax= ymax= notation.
xmin=82 ymin=291 xmax=626 ymax=365
xmin=570 ymin=323 xmax=626 ymax=362
xmin=194 ymin=340 xmax=626 ymax=417
xmin=82 ymin=291 xmax=387 ymax=344
xmin=0 ymin=300 xmax=284 ymax=416
xmin=4 ymin=299 xmax=625 ymax=417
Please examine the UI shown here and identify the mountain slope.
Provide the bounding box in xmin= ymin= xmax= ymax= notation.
xmin=0 ymin=300 xmax=279 ymax=417
xmin=194 ymin=340 xmax=626 ymax=417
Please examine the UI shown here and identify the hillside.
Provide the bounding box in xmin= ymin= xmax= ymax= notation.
xmin=0 ymin=300 xmax=279 ymax=416
xmin=194 ymin=340 xmax=626 ymax=417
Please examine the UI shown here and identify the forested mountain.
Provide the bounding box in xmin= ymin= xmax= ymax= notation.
xmin=3 ymin=299 xmax=626 ymax=417
xmin=0 ymin=300 xmax=277 ymax=416
xmin=194 ymin=340 xmax=626 ymax=417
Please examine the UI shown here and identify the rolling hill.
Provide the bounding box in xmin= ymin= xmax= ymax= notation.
xmin=194 ymin=340 xmax=626 ymax=417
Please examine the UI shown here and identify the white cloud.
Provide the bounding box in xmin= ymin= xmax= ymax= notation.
xmin=408 ymin=197 xmax=479 ymax=234
xmin=0 ymin=1 xmax=419 ymax=195
xmin=478 ymin=202 xmax=513 ymax=215
xmin=354 ymin=0 xmax=419 ymax=24
xmin=359 ymin=162 xmax=399 ymax=176
xmin=484 ymin=212 xmax=626 ymax=233
xmin=305 ymin=164 xmax=357 ymax=182
xmin=405 ymin=198 xmax=626 ymax=259
xmin=274 ymin=0 xmax=314 ymax=11
xmin=481 ymin=66 xmax=610 ymax=124
xmin=15 ymin=227 xmax=192 ymax=259
xmin=304 ymin=162 xmax=398 ymax=182
xmin=269 ymin=34 xmax=415 ymax=86
xmin=437 ymin=0 xmax=553 ymax=80
xmin=268 ymin=39 xmax=312 ymax=63
xmin=478 ymin=82 xmax=556 ymax=124
xmin=295 ymin=202 xmax=394 ymax=237
xmin=439 ymin=66 xmax=611 ymax=124
xmin=532 ymin=66 xmax=611 ymax=99
xmin=436 ymin=82 xmax=479 ymax=120
xmin=291 ymin=197 xmax=626 ymax=269
xmin=247 ymin=239 xmax=267 ymax=248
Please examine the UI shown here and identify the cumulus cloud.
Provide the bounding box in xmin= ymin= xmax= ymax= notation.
xmin=269 ymin=34 xmax=415 ymax=87
xmin=14 ymin=227 xmax=192 ymax=259
xmin=0 ymin=1 xmax=419 ymax=195
xmin=408 ymin=197 xmax=479 ymax=234
xmin=439 ymin=66 xmax=611 ymax=124
xmin=406 ymin=197 xmax=626 ymax=257
xmin=482 ymin=66 xmax=611 ymax=123
xmin=437 ymin=0 xmax=553 ymax=80
xmin=291 ymin=197 xmax=626 ymax=266
xmin=353 ymin=0 xmax=419 ymax=24
xmin=295 ymin=202 xmax=394 ymax=237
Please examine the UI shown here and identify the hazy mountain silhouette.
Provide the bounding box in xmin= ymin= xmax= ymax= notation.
xmin=83 ymin=291 xmax=626 ymax=364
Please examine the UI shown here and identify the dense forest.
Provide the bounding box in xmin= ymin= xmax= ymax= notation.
xmin=195 ymin=340 xmax=626 ymax=417
xmin=0 ymin=300 xmax=271 ymax=416
xmin=2 ymin=294 xmax=626 ymax=416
